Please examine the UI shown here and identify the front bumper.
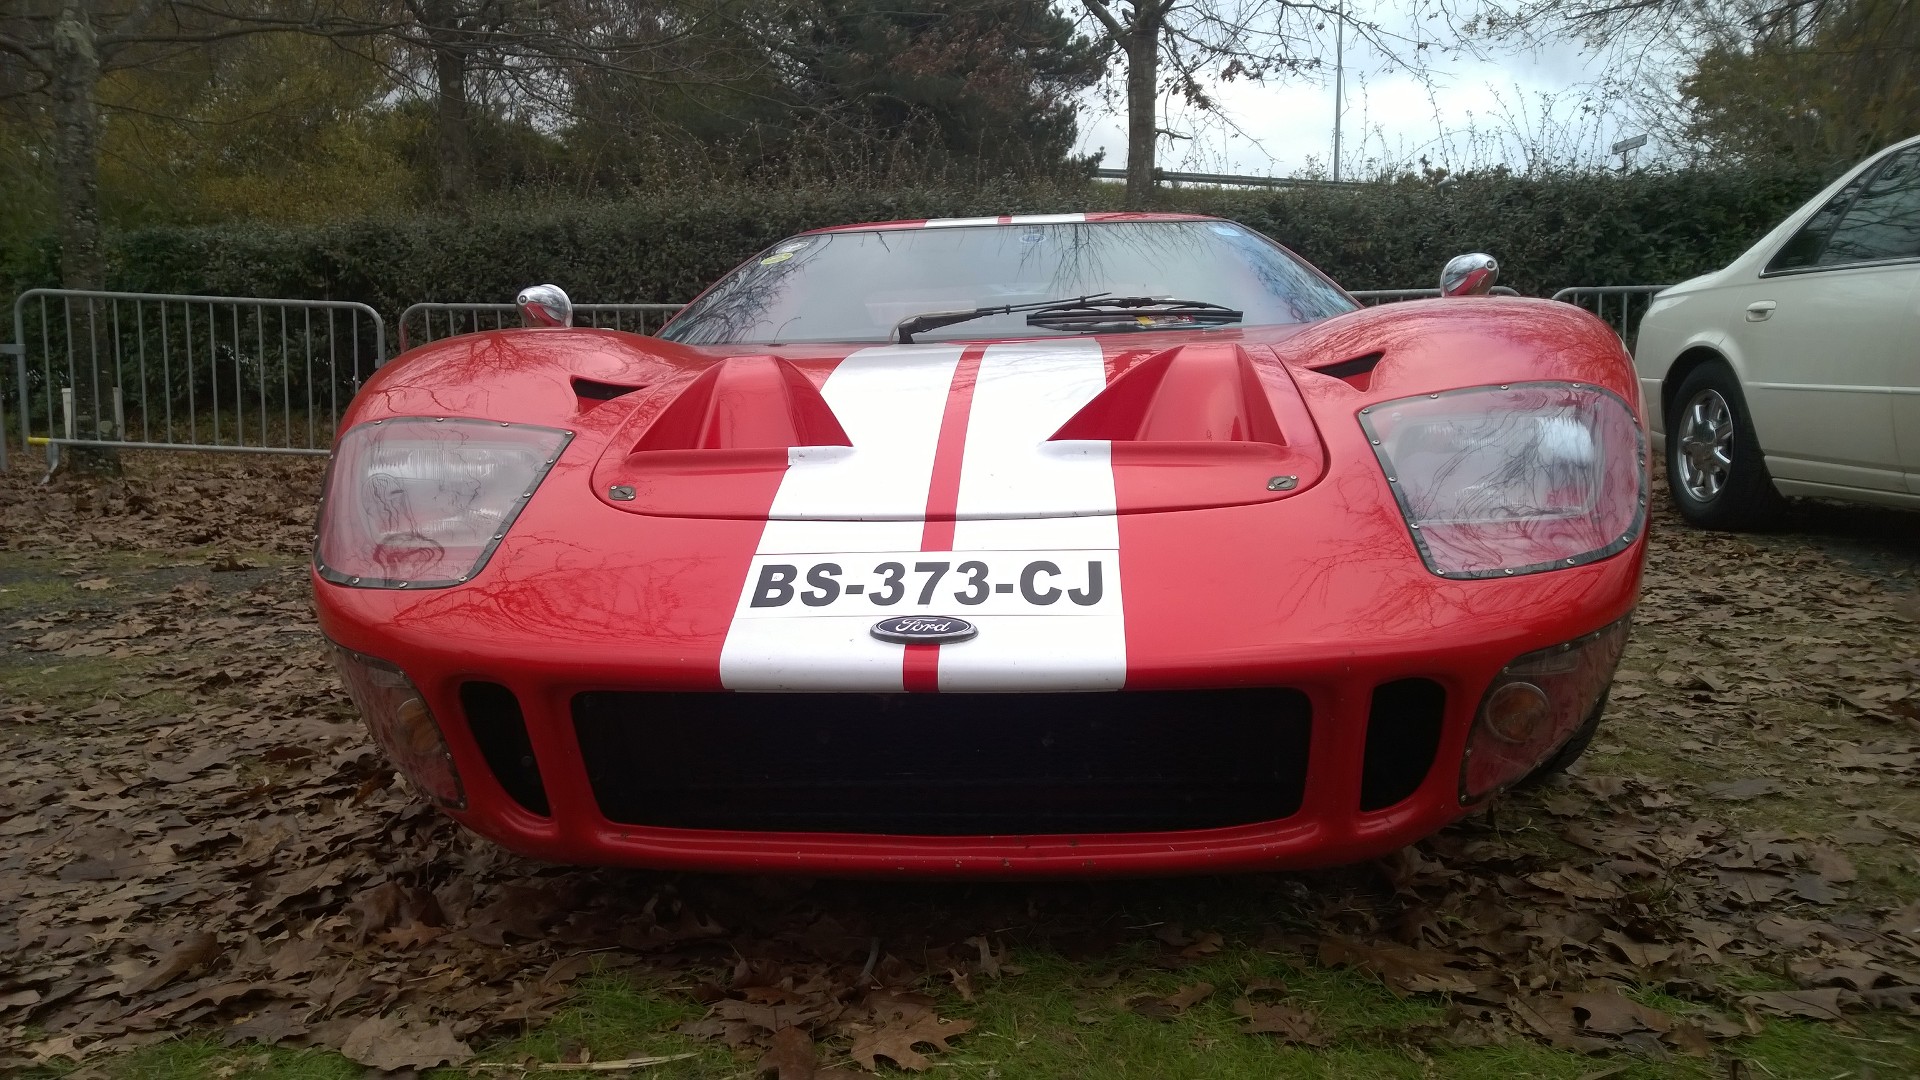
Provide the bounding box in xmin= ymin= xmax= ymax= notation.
xmin=318 ymin=593 xmax=1636 ymax=878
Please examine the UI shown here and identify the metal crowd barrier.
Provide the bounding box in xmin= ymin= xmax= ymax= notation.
xmin=1549 ymin=285 xmax=1673 ymax=344
xmin=397 ymin=302 xmax=684 ymax=353
xmin=7 ymin=289 xmax=383 ymax=473
xmin=5 ymin=285 xmax=1677 ymax=474
xmin=1350 ymin=286 xmax=1520 ymax=304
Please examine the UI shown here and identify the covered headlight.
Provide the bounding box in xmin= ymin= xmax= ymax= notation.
xmin=1360 ymin=383 xmax=1644 ymax=578
xmin=316 ymin=418 xmax=572 ymax=588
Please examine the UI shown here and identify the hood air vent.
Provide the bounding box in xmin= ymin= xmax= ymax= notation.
xmin=1051 ymin=342 xmax=1287 ymax=444
xmin=1307 ymin=351 xmax=1384 ymax=392
xmin=634 ymin=355 xmax=849 ymax=453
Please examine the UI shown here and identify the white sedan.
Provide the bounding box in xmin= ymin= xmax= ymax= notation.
xmin=1634 ymin=135 xmax=1920 ymax=528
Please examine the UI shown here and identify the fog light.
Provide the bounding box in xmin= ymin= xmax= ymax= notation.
xmin=1461 ymin=617 xmax=1630 ymax=802
xmin=328 ymin=643 xmax=465 ymax=808
xmin=1483 ymin=682 xmax=1549 ymax=743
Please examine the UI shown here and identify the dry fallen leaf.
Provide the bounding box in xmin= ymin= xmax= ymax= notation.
xmin=339 ymin=1014 xmax=473 ymax=1071
xmin=1233 ymin=997 xmax=1328 ymax=1044
xmin=849 ymin=1013 xmax=975 ymax=1072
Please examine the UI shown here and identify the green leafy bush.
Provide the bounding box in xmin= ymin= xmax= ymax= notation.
xmin=0 ymin=165 xmax=1836 ymax=317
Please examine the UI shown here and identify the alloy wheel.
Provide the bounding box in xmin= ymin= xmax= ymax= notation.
xmin=1676 ymin=387 xmax=1734 ymax=502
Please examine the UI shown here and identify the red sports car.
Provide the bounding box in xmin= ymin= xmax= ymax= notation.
xmin=313 ymin=213 xmax=1647 ymax=876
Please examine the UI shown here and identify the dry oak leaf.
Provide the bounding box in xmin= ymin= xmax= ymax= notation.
xmin=1808 ymin=845 xmax=1858 ymax=884
xmin=123 ymin=931 xmax=220 ymax=996
xmin=1317 ymin=938 xmax=1481 ymax=995
xmin=758 ymin=1025 xmax=815 ymax=1080
xmin=849 ymin=1013 xmax=976 ymax=1072
xmin=1563 ymin=990 xmax=1672 ymax=1036
xmin=1742 ymin=988 xmax=1853 ymax=1021
xmin=1233 ymin=998 xmax=1328 ymax=1045
xmin=1129 ymin=982 xmax=1215 ymax=1019
xmin=338 ymin=1014 xmax=473 ymax=1072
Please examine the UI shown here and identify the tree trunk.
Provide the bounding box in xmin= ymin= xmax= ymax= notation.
xmin=419 ymin=0 xmax=473 ymax=204
xmin=1122 ymin=22 xmax=1159 ymax=208
xmin=50 ymin=0 xmax=104 ymax=289
xmin=433 ymin=42 xmax=472 ymax=203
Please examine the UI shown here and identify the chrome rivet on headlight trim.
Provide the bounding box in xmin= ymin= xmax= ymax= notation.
xmin=1504 ymin=568 xmax=1515 ymax=575
xmin=435 ymin=417 xmax=445 ymax=422
xmin=609 ymin=485 xmax=637 ymax=501
xmin=1266 ymin=475 xmax=1297 ymax=491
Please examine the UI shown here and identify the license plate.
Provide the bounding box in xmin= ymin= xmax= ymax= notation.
xmin=735 ymin=550 xmax=1117 ymax=617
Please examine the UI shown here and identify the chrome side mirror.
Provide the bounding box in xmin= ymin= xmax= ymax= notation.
xmin=516 ymin=284 xmax=573 ymax=327
xmin=1440 ymin=253 xmax=1498 ymax=297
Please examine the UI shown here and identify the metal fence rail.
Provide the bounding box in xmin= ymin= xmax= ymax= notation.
xmin=1351 ymin=286 xmax=1520 ymax=304
xmin=8 ymin=289 xmax=383 ymax=470
xmin=397 ymin=302 xmax=683 ymax=353
xmin=7 ymin=283 xmax=1677 ymax=472
xmin=1550 ymin=285 xmax=1673 ymax=343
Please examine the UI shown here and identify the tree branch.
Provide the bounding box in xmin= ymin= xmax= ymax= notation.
xmin=1079 ymin=0 xmax=1127 ymax=40
xmin=0 ymin=31 xmax=50 ymax=74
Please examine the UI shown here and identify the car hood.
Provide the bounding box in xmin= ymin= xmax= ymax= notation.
xmin=588 ymin=334 xmax=1330 ymax=519
xmin=352 ymin=299 xmax=1634 ymax=524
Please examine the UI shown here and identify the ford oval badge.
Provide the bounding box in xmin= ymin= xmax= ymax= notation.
xmin=871 ymin=615 xmax=977 ymax=644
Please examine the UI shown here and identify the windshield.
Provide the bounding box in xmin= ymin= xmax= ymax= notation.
xmin=657 ymin=219 xmax=1356 ymax=345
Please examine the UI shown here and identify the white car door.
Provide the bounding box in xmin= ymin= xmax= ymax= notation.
xmin=1735 ymin=147 xmax=1920 ymax=493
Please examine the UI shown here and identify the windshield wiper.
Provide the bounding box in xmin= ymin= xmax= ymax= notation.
xmin=893 ymin=293 xmax=1111 ymax=344
xmin=1024 ymin=296 xmax=1242 ymax=334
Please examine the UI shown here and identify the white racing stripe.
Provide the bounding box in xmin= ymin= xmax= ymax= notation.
xmin=944 ymin=339 xmax=1123 ymax=690
xmin=718 ymin=338 xmax=1128 ymax=693
xmin=720 ymin=345 xmax=962 ymax=690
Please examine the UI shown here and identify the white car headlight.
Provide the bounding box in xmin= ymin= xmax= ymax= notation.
xmin=316 ymin=418 xmax=572 ymax=588
xmin=1360 ymin=383 xmax=1646 ymax=577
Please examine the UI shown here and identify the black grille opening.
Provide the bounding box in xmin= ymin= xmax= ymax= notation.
xmin=1359 ymin=678 xmax=1446 ymax=811
xmin=460 ymin=682 xmax=550 ymax=816
xmin=572 ymin=689 xmax=1312 ymax=835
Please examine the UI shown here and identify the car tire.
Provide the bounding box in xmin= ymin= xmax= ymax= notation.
xmin=1665 ymin=362 xmax=1785 ymax=530
xmin=1516 ymin=691 xmax=1607 ymax=789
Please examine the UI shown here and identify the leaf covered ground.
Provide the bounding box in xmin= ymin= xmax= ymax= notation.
xmin=2 ymin=453 xmax=1917 ymax=1078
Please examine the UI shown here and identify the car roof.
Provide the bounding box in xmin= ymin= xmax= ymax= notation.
xmin=797 ymin=212 xmax=1222 ymax=235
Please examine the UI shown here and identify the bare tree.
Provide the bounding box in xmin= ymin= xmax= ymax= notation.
xmin=1073 ymin=0 xmax=1407 ymax=206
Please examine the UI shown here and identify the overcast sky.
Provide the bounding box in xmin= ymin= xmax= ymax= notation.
xmin=1069 ymin=6 xmax=1661 ymax=178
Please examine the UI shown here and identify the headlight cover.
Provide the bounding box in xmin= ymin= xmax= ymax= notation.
xmin=1460 ymin=617 xmax=1630 ymax=802
xmin=316 ymin=417 xmax=572 ymax=589
xmin=1359 ymin=383 xmax=1645 ymax=578
xmin=329 ymin=643 xmax=464 ymax=808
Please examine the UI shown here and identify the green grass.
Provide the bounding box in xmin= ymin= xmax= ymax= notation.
xmin=50 ymin=963 xmax=1920 ymax=1080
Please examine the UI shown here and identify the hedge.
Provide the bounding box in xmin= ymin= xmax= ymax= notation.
xmin=0 ymin=165 xmax=1837 ymax=317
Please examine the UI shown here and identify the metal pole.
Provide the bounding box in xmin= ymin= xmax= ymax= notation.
xmin=1333 ymin=0 xmax=1344 ymax=183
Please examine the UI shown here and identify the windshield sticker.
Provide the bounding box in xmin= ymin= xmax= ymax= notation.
xmin=760 ymin=251 xmax=795 ymax=266
xmin=1209 ymin=223 xmax=1242 ymax=236
xmin=1021 ymin=228 xmax=1047 ymax=244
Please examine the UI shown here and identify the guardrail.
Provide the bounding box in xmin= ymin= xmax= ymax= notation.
xmin=397 ymin=302 xmax=683 ymax=353
xmin=8 ymin=289 xmax=383 ymax=473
